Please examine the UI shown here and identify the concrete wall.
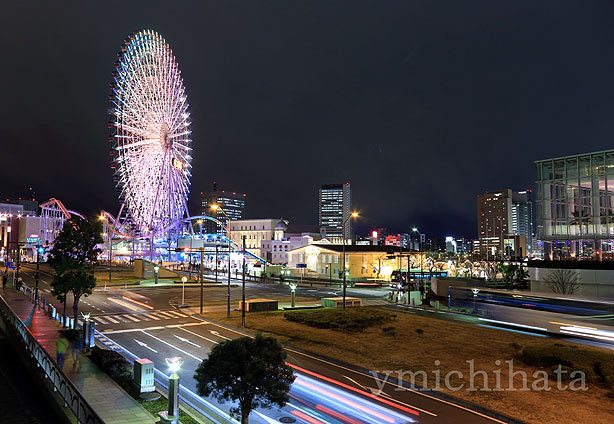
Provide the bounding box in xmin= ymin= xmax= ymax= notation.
xmin=529 ymin=267 xmax=614 ymax=298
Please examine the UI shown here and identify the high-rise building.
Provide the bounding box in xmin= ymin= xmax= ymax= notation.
xmin=511 ymin=190 xmax=534 ymax=253
xmin=318 ymin=183 xmax=352 ymax=240
xmin=477 ymin=189 xmax=528 ymax=259
xmin=200 ymin=182 xmax=246 ymax=236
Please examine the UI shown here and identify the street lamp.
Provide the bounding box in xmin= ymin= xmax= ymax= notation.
xmin=211 ymin=204 xmax=232 ymax=318
xmin=154 ymin=266 xmax=159 ymax=285
xmin=412 ymin=227 xmax=425 ymax=301
xmin=159 ymin=357 xmax=184 ymax=424
xmin=180 ymin=276 xmax=187 ymax=308
xmin=342 ymin=212 xmax=359 ymax=310
xmin=289 ymin=283 xmax=297 ymax=308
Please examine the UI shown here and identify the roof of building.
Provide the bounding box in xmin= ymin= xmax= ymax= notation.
xmin=290 ymin=243 xmax=419 ymax=254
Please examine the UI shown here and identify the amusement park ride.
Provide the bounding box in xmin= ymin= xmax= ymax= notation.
xmin=37 ymin=29 xmax=264 ymax=267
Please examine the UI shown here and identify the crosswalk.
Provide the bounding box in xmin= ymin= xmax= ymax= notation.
xmin=87 ymin=310 xmax=190 ymax=326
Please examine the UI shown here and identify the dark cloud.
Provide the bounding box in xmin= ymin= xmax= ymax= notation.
xmin=2 ymin=1 xmax=614 ymax=238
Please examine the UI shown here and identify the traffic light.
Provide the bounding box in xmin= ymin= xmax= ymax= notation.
xmin=37 ymin=246 xmax=45 ymax=254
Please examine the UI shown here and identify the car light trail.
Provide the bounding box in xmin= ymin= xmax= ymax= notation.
xmin=107 ymin=297 xmax=140 ymax=311
xmin=288 ymin=363 xmax=419 ymax=418
xmin=478 ymin=318 xmax=548 ymax=332
xmin=315 ymin=404 xmax=365 ymax=424
xmin=295 ymin=379 xmax=395 ymax=423
xmin=559 ymin=326 xmax=614 ymax=342
xmin=291 ymin=409 xmax=327 ymax=424
xmin=290 ymin=371 xmax=416 ymax=423
xmin=121 ymin=295 xmax=154 ymax=309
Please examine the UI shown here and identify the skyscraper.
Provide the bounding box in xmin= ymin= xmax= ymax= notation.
xmin=201 ymin=182 xmax=246 ymax=236
xmin=319 ymin=183 xmax=352 ymax=240
xmin=477 ymin=189 xmax=529 ymax=259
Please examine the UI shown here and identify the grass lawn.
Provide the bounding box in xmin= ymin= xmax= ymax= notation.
xmin=138 ymin=396 xmax=211 ymax=424
xmin=206 ymin=307 xmax=614 ymax=424
xmin=93 ymin=269 xmax=142 ymax=286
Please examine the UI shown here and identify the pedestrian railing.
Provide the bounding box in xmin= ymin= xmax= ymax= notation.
xmin=0 ymin=294 xmax=104 ymax=424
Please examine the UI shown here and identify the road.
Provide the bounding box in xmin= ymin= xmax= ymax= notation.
xmin=15 ymin=264 xmax=506 ymax=424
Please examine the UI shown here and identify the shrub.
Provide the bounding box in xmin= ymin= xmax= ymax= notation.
xmin=517 ymin=344 xmax=614 ymax=384
xmin=284 ymin=308 xmax=395 ymax=332
xmin=382 ymin=327 xmax=396 ymax=337
xmin=90 ymin=347 xmax=132 ymax=379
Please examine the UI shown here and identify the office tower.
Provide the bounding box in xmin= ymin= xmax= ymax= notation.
xmin=319 ymin=183 xmax=351 ymax=240
xmin=200 ymin=182 xmax=246 ymax=236
xmin=477 ymin=189 xmax=527 ymax=259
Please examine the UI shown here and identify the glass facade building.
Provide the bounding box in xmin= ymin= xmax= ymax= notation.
xmin=319 ymin=183 xmax=352 ymax=240
xmin=535 ymin=150 xmax=614 ymax=260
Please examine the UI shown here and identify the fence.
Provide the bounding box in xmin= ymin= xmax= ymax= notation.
xmin=0 ymin=292 xmax=104 ymax=424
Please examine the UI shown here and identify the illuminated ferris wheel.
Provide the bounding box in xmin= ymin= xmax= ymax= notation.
xmin=108 ymin=29 xmax=192 ymax=237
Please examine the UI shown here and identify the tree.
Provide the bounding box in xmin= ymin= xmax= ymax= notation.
xmin=48 ymin=216 xmax=103 ymax=329
xmin=543 ymin=268 xmax=581 ymax=295
xmin=194 ymin=334 xmax=295 ymax=424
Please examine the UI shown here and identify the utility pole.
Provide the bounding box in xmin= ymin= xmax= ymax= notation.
xmin=241 ymin=235 xmax=246 ymax=327
xmin=215 ymin=243 xmax=218 ymax=283
xmin=108 ymin=226 xmax=112 ymax=290
xmin=227 ymin=243 xmax=231 ymax=318
xmin=35 ymin=245 xmax=41 ymax=309
xmin=199 ymin=246 xmax=204 ymax=314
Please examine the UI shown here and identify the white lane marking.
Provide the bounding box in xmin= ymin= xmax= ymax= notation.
xmin=122 ymin=314 xmax=141 ymax=322
xmin=145 ymin=313 xmax=161 ymax=320
xmin=179 ymin=327 xmax=219 ymax=344
xmin=155 ymin=311 xmax=177 ymax=319
xmin=174 ymin=335 xmax=201 ymax=348
xmin=95 ymin=316 xmax=110 ymax=324
xmin=104 ymin=316 xmax=120 ymax=324
xmin=139 ymin=315 xmax=151 ymax=321
xmin=134 ymin=339 xmax=158 ymax=353
xmin=168 ymin=311 xmax=188 ymax=318
xmin=114 ymin=315 xmax=131 ymax=323
xmin=141 ymin=331 xmax=202 ymax=361
xmin=209 ymin=330 xmax=230 ymax=340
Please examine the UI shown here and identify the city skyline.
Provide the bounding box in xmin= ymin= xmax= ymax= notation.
xmin=3 ymin=2 xmax=614 ymax=238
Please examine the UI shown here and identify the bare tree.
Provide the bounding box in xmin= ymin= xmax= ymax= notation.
xmin=543 ymin=268 xmax=581 ymax=294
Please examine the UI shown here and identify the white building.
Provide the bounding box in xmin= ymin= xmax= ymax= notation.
xmin=262 ymin=234 xmax=326 ymax=264
xmin=230 ymin=219 xmax=287 ymax=259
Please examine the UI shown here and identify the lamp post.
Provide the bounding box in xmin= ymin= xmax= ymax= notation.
xmin=211 ymin=204 xmax=233 ymax=318
xmin=199 ymin=246 xmax=204 ymax=314
xmin=154 ymin=266 xmax=159 ymax=285
xmin=159 ymin=357 xmax=183 ymax=424
xmin=215 ymin=242 xmax=219 ymax=283
xmin=342 ymin=212 xmax=359 ymax=310
xmin=412 ymin=227 xmax=425 ymax=301
xmin=35 ymin=245 xmax=43 ymax=309
xmin=290 ymin=283 xmax=297 ymax=307
xmin=241 ymin=235 xmax=246 ymax=327
xmin=227 ymin=244 xmax=231 ymax=318
xmin=180 ymin=276 xmax=187 ymax=308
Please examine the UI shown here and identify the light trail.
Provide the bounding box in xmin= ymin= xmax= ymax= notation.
xmin=121 ymin=295 xmax=154 ymax=309
xmin=289 ymin=363 xmax=420 ymax=418
xmin=107 ymin=297 xmax=140 ymax=311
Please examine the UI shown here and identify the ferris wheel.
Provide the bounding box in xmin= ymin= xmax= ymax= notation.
xmin=108 ymin=29 xmax=192 ymax=237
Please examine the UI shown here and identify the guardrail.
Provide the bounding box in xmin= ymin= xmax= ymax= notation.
xmin=0 ymin=292 xmax=105 ymax=424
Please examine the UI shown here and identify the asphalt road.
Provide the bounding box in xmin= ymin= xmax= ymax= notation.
xmin=14 ymin=264 xmax=507 ymax=423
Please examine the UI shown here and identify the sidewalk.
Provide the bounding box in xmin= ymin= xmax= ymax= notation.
xmin=0 ymin=286 xmax=156 ymax=424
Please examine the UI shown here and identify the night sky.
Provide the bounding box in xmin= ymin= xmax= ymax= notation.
xmin=3 ymin=1 xmax=614 ymax=238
